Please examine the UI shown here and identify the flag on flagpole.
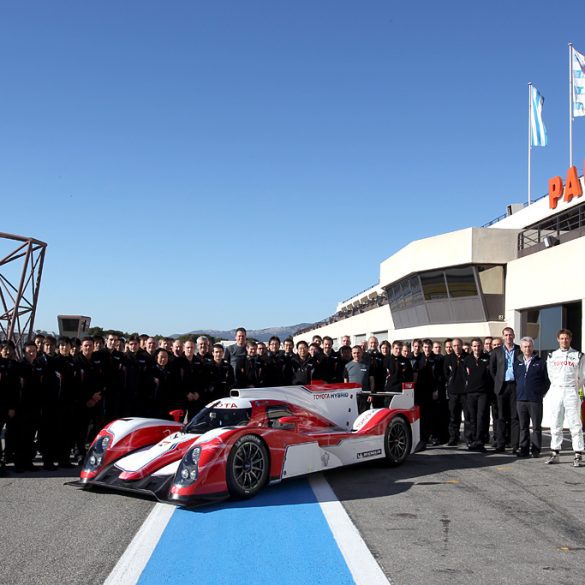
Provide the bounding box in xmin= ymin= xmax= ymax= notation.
xmin=572 ymin=46 xmax=585 ymax=117
xmin=530 ymin=85 xmax=548 ymax=147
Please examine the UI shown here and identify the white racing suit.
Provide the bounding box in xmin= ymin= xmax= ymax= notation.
xmin=546 ymin=348 xmax=585 ymax=453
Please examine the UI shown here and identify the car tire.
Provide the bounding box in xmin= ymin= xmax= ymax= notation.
xmin=384 ymin=417 xmax=411 ymax=467
xmin=226 ymin=434 xmax=269 ymax=498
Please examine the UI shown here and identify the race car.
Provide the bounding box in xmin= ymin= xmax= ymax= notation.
xmin=71 ymin=382 xmax=421 ymax=505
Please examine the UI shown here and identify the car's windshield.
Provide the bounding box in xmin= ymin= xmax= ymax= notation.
xmin=184 ymin=406 xmax=252 ymax=434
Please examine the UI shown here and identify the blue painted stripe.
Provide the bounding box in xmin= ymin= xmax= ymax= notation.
xmin=137 ymin=478 xmax=356 ymax=585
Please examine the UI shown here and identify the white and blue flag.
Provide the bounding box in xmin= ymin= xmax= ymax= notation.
xmin=530 ymin=85 xmax=548 ymax=147
xmin=572 ymin=46 xmax=585 ymax=118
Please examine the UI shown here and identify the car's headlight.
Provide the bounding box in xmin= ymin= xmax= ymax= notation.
xmin=190 ymin=446 xmax=201 ymax=465
xmin=95 ymin=435 xmax=110 ymax=453
xmin=84 ymin=434 xmax=112 ymax=471
xmin=176 ymin=447 xmax=201 ymax=485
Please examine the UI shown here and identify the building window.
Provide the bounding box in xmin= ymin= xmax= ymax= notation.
xmin=420 ymin=271 xmax=448 ymax=300
xmin=445 ymin=267 xmax=478 ymax=298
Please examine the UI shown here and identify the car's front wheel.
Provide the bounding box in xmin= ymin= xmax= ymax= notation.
xmin=384 ymin=417 xmax=411 ymax=466
xmin=226 ymin=434 xmax=269 ymax=498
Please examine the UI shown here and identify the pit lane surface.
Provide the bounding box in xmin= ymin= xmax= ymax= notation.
xmin=1 ymin=436 xmax=585 ymax=585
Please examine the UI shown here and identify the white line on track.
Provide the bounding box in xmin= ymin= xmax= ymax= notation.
xmin=103 ymin=503 xmax=176 ymax=585
xmin=309 ymin=474 xmax=392 ymax=585
xmin=104 ymin=477 xmax=392 ymax=585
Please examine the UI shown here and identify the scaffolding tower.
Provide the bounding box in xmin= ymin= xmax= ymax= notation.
xmin=0 ymin=232 xmax=47 ymax=352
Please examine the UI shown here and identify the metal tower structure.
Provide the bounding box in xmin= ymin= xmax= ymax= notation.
xmin=0 ymin=232 xmax=47 ymax=352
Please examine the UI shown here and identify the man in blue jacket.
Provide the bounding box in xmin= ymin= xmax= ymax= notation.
xmin=513 ymin=336 xmax=550 ymax=458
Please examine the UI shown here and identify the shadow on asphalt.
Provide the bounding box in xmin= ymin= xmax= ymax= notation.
xmin=1 ymin=441 xmax=557 ymax=511
xmin=183 ymin=445 xmax=523 ymax=513
xmin=0 ymin=463 xmax=79 ymax=480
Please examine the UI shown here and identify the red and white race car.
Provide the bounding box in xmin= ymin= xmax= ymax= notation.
xmin=72 ymin=383 xmax=420 ymax=505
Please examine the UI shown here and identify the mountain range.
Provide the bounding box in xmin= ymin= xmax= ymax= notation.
xmin=173 ymin=324 xmax=312 ymax=342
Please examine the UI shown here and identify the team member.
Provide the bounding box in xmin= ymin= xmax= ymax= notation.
xmin=514 ymin=336 xmax=549 ymax=458
xmin=14 ymin=342 xmax=44 ymax=472
xmin=171 ymin=339 xmax=183 ymax=361
xmin=464 ymin=338 xmax=492 ymax=452
xmin=281 ymin=338 xmax=297 ymax=385
xmin=149 ymin=349 xmax=181 ymax=419
xmin=263 ymin=336 xmax=284 ymax=386
xmin=344 ymin=346 xmax=374 ymax=413
xmin=546 ymin=329 xmax=585 ymax=466
xmin=410 ymin=339 xmax=424 ymax=377
xmin=0 ymin=344 xmax=18 ymax=467
xmin=207 ymin=344 xmax=235 ymax=402
xmin=235 ymin=341 xmax=264 ymax=388
xmin=291 ymin=340 xmax=318 ymax=385
xmin=224 ymin=328 xmax=248 ymax=372
xmin=444 ymin=338 xmax=471 ymax=446
xmin=176 ymin=338 xmax=206 ymax=420
xmin=75 ymin=337 xmax=107 ymax=451
xmin=318 ymin=336 xmax=342 ymax=383
xmin=490 ymin=327 xmax=521 ymax=453
xmin=52 ymin=337 xmax=79 ymax=467
xmin=103 ymin=332 xmax=125 ymax=422
xmin=416 ymin=339 xmax=446 ymax=446
xmin=381 ymin=341 xmax=414 ymax=407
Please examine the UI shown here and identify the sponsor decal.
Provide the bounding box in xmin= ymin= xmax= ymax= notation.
xmin=215 ymin=401 xmax=238 ymax=409
xmin=321 ymin=452 xmax=331 ymax=467
xmin=313 ymin=392 xmax=349 ymax=400
xmin=551 ymin=360 xmax=578 ymax=367
xmin=357 ymin=449 xmax=382 ymax=460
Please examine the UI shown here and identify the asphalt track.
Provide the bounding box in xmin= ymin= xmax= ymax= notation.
xmin=1 ymin=432 xmax=584 ymax=585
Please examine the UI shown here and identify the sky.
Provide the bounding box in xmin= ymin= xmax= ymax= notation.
xmin=1 ymin=1 xmax=584 ymax=336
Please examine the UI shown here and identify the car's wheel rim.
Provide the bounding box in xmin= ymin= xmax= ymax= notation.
xmin=233 ymin=442 xmax=265 ymax=490
xmin=387 ymin=423 xmax=408 ymax=460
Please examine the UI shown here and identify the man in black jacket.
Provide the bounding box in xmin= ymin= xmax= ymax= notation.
xmin=464 ymin=338 xmax=493 ymax=452
xmin=382 ymin=341 xmax=414 ymax=408
xmin=443 ymin=338 xmax=471 ymax=446
xmin=235 ymin=341 xmax=264 ymax=388
xmin=489 ymin=327 xmax=521 ymax=453
xmin=513 ymin=336 xmax=550 ymax=457
xmin=14 ymin=342 xmax=45 ymax=472
xmin=207 ymin=344 xmax=235 ymax=402
xmin=416 ymin=339 xmax=446 ymax=446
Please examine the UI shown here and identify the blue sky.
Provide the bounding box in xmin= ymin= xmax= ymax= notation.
xmin=1 ymin=1 xmax=583 ymax=335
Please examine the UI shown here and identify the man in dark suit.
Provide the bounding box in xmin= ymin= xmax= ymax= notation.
xmin=489 ymin=327 xmax=521 ymax=453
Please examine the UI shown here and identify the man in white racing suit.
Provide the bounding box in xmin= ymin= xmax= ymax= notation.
xmin=546 ymin=329 xmax=585 ymax=466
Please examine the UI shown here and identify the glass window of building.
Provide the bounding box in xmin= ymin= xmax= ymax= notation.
xmin=445 ymin=267 xmax=478 ymax=298
xmin=420 ymin=271 xmax=448 ymax=300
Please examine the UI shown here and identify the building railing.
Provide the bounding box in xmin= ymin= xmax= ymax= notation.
xmin=482 ymin=192 xmax=548 ymax=228
xmin=518 ymin=201 xmax=585 ymax=250
xmin=295 ymin=293 xmax=389 ymax=336
xmin=338 ymin=282 xmax=380 ymax=306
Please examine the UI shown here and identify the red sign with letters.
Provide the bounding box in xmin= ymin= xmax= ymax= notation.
xmin=548 ymin=164 xmax=584 ymax=209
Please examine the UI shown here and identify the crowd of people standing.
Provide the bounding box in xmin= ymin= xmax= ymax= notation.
xmin=0 ymin=325 xmax=583 ymax=473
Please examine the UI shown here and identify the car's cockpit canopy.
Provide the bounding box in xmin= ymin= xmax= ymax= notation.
xmin=184 ymin=401 xmax=252 ymax=434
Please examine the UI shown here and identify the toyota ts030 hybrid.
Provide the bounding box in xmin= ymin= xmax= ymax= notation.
xmin=71 ymin=383 xmax=421 ymax=505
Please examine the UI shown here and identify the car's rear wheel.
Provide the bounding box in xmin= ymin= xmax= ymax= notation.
xmin=226 ymin=434 xmax=269 ymax=498
xmin=384 ymin=417 xmax=411 ymax=466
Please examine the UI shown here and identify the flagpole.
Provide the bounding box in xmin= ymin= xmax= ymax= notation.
xmin=528 ymin=82 xmax=532 ymax=205
xmin=570 ymin=43 xmax=574 ymax=167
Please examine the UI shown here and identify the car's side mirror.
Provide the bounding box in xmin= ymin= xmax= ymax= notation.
xmin=277 ymin=416 xmax=300 ymax=431
xmin=169 ymin=409 xmax=185 ymax=423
